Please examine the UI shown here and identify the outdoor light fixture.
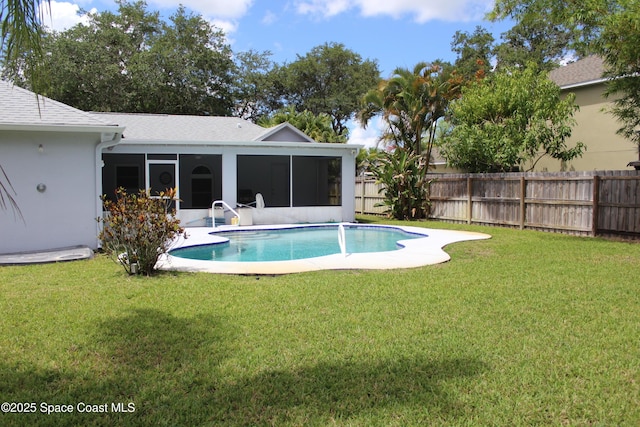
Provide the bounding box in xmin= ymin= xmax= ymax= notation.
xmin=38 ymin=144 xmax=44 ymax=153
xmin=36 ymin=183 xmax=47 ymax=193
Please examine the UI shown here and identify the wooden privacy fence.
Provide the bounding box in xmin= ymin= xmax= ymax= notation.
xmin=355 ymin=170 xmax=640 ymax=237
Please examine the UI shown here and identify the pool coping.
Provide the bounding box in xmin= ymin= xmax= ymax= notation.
xmin=156 ymin=223 xmax=491 ymax=275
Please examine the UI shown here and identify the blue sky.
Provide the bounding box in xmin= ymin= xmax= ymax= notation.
xmin=42 ymin=0 xmax=514 ymax=146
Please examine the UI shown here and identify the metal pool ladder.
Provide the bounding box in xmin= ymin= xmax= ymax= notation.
xmin=211 ymin=200 xmax=240 ymax=228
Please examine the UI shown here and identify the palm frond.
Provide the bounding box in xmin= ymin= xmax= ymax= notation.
xmin=0 ymin=164 xmax=24 ymax=222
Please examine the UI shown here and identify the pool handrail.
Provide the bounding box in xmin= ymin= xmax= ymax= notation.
xmin=211 ymin=200 xmax=240 ymax=227
xmin=338 ymin=223 xmax=346 ymax=257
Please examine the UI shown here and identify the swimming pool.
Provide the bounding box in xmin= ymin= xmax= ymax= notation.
xmin=170 ymin=225 xmax=424 ymax=262
xmin=157 ymin=223 xmax=491 ymax=274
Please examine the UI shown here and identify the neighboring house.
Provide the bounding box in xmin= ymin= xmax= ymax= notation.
xmin=0 ymin=81 xmax=124 ymax=254
xmin=534 ymin=55 xmax=637 ymax=172
xmin=0 ymin=82 xmax=362 ymax=254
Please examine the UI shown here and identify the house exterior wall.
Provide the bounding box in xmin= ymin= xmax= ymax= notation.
xmin=531 ymin=83 xmax=637 ymax=172
xmin=0 ymin=131 xmax=100 ymax=253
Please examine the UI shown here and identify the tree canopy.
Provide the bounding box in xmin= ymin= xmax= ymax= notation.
xmin=276 ymin=42 xmax=380 ymax=137
xmin=258 ymin=107 xmax=347 ymax=143
xmin=439 ymin=65 xmax=584 ymax=172
xmin=358 ymin=62 xmax=462 ymax=219
xmin=489 ymin=0 xmax=640 ymax=145
xmin=4 ymin=1 xmax=236 ymax=115
xmin=359 ymin=62 xmax=461 ymax=159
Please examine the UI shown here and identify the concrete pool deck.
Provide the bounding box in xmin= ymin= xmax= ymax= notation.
xmin=156 ymin=223 xmax=491 ymax=275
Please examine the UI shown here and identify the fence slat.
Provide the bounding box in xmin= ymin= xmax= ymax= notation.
xmin=356 ymin=170 xmax=640 ymax=238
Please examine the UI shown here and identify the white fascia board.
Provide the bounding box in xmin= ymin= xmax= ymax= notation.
xmin=117 ymin=139 xmax=364 ymax=151
xmin=559 ymin=78 xmax=608 ymax=90
xmin=0 ymin=123 xmax=125 ymax=135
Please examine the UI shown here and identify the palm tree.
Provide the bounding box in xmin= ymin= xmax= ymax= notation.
xmin=1 ymin=0 xmax=48 ymax=60
xmin=358 ymin=62 xmax=461 ymax=165
xmin=357 ymin=62 xmax=462 ymax=220
xmin=1 ymin=0 xmax=48 ymax=218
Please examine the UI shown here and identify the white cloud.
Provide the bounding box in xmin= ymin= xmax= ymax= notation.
xmin=348 ymin=117 xmax=383 ymax=149
xmin=294 ymin=0 xmax=493 ymax=22
xmin=39 ymin=1 xmax=246 ymax=42
xmin=148 ymin=0 xmax=253 ymax=19
xmin=39 ymin=1 xmax=95 ymax=31
xmin=295 ymin=0 xmax=350 ymax=18
xmin=262 ymin=10 xmax=278 ymax=25
xmin=209 ymin=19 xmax=238 ymax=37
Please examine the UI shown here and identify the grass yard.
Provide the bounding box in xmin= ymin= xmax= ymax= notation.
xmin=1 ymin=216 xmax=639 ymax=426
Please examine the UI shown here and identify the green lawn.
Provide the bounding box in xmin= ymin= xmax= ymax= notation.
xmin=1 ymin=216 xmax=639 ymax=426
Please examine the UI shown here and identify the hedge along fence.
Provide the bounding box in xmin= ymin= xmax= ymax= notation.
xmin=355 ymin=170 xmax=640 ymax=237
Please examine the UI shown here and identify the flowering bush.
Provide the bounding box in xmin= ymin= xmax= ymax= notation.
xmin=98 ymin=187 xmax=186 ymax=275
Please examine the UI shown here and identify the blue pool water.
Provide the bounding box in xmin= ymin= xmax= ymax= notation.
xmin=170 ymin=225 xmax=426 ymax=262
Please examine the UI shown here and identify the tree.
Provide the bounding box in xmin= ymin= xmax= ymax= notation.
xmin=1 ymin=0 xmax=47 ymax=70
xmin=258 ymin=106 xmax=347 ymax=143
xmin=439 ymin=65 xmax=584 ymax=172
xmin=488 ymin=0 xmax=608 ymax=56
xmin=4 ymin=1 xmax=235 ymax=116
xmin=490 ymin=0 xmax=640 ymax=145
xmin=359 ymin=62 xmax=462 ymax=160
xmin=279 ymin=42 xmax=380 ymax=137
xmin=232 ymin=49 xmax=282 ymax=122
xmin=358 ymin=62 xmax=462 ymax=219
xmin=356 ymin=147 xmax=381 ymax=176
xmin=493 ymin=20 xmax=573 ymax=71
xmin=600 ymin=1 xmax=640 ymax=144
xmin=451 ymin=26 xmax=494 ymax=80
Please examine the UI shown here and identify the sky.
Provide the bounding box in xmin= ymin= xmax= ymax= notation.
xmin=41 ymin=0 xmax=514 ymax=147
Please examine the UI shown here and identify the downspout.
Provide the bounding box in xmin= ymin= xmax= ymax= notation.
xmin=95 ymin=131 xmax=124 ymax=248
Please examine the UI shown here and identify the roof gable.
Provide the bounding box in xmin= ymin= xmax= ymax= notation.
xmin=549 ymin=55 xmax=607 ymax=89
xmin=0 ymin=80 xmax=118 ymax=128
xmin=255 ymin=122 xmax=316 ymax=143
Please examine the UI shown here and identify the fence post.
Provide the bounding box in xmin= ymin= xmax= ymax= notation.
xmin=520 ymin=176 xmax=526 ymax=230
xmin=360 ymin=178 xmax=365 ymax=214
xmin=467 ymin=176 xmax=473 ymax=224
xmin=592 ymin=175 xmax=600 ymax=236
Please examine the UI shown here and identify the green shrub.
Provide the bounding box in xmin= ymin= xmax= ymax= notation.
xmin=98 ymin=187 xmax=186 ymax=275
xmin=372 ymin=150 xmax=433 ymax=220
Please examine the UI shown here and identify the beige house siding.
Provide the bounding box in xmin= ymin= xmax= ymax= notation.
xmin=531 ymin=82 xmax=637 ymax=172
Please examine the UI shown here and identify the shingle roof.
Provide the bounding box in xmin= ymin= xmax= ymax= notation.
xmin=0 ymin=80 xmax=118 ymax=128
xmin=548 ymin=55 xmax=607 ymax=88
xmin=92 ymin=112 xmax=314 ymax=143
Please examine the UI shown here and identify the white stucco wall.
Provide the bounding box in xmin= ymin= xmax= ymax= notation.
xmin=0 ymin=131 xmax=100 ymax=253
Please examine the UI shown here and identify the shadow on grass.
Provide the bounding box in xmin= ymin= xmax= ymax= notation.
xmin=212 ymin=356 xmax=488 ymax=425
xmin=0 ymin=309 xmax=487 ymax=425
xmin=0 ymin=309 xmax=232 ymax=426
